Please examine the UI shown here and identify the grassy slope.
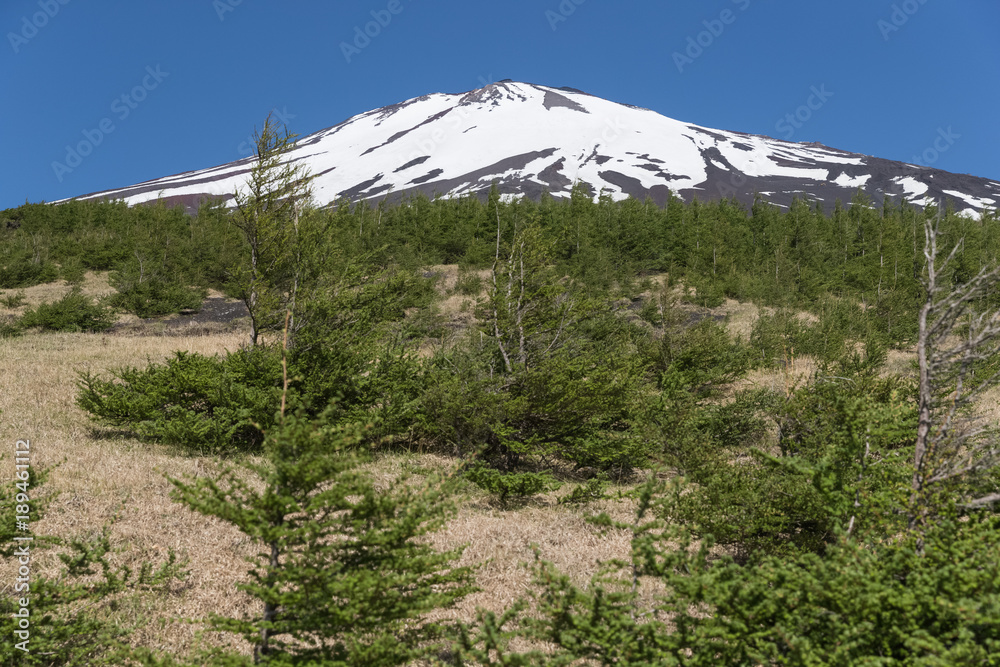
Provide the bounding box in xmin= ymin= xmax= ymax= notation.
xmin=0 ymin=272 xmax=642 ymax=658
xmin=0 ymin=267 xmax=951 ymax=659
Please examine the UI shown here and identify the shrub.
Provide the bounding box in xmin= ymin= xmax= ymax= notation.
xmin=416 ymin=346 xmax=500 ymax=455
xmin=0 ymin=317 xmax=20 ymax=338
xmin=287 ymin=271 xmax=427 ymax=445
xmin=558 ymin=477 xmax=608 ymax=505
xmin=0 ymin=291 xmax=26 ymax=308
xmin=420 ymin=220 xmax=657 ymax=473
xmin=664 ymin=366 xmax=916 ymax=563
xmin=420 ymin=341 xmax=651 ymax=474
xmin=464 ymin=462 xmax=561 ymax=507
xmin=105 ymin=272 xmax=206 ymax=318
xmin=78 ymin=267 xmax=428 ymax=453
xmin=457 ymin=483 xmax=1000 ymax=666
xmin=645 ymin=316 xmax=756 ymax=392
xmin=401 ymin=304 xmax=448 ymax=341
xmin=19 ymin=288 xmax=114 ymax=332
xmin=686 ymin=513 xmax=1000 ymax=665
xmin=684 ymin=276 xmax=725 ymax=308
xmin=0 ymin=257 xmax=58 ymax=288
xmin=454 ymin=269 xmax=483 ymax=296
xmin=77 ymin=347 xmax=282 ymax=452
xmin=59 ymin=257 xmax=86 ymax=284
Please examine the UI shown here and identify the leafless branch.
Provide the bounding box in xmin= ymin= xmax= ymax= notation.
xmin=912 ymin=213 xmax=1000 ymax=526
xmin=491 ymin=199 xmax=513 ymax=374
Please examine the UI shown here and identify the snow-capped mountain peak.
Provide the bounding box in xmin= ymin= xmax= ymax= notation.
xmin=64 ymin=81 xmax=1000 ymax=216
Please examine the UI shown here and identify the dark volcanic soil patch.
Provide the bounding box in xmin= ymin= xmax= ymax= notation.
xmin=109 ymin=297 xmax=250 ymax=336
xmin=165 ymin=297 xmax=249 ymax=328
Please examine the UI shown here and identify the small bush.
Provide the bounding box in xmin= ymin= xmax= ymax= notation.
xmin=77 ymin=347 xmax=283 ymax=452
xmin=454 ymin=270 xmax=483 ymax=296
xmin=0 ymin=291 xmax=26 ymax=308
xmin=664 ymin=369 xmax=915 ymax=563
xmin=105 ymin=273 xmax=205 ymax=318
xmin=0 ymin=257 xmax=59 ymax=288
xmin=0 ymin=314 xmax=20 ymax=337
xmin=464 ymin=463 xmax=561 ymax=507
xmin=0 ymin=457 xmax=186 ymax=666
xmin=559 ymin=478 xmax=608 ymax=505
xmin=683 ymin=278 xmax=725 ymax=308
xmin=19 ymin=289 xmax=114 ymax=332
xmin=60 ymin=258 xmax=87 ymax=285
xmin=462 ymin=487 xmax=1000 ymax=666
xmin=420 ymin=343 xmax=652 ymax=473
xmin=168 ymin=405 xmax=475 ymax=665
xmin=645 ymin=317 xmax=756 ymax=393
xmin=402 ymin=305 xmax=448 ymax=340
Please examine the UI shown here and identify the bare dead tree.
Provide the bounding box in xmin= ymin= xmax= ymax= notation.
xmin=911 ymin=214 xmax=1000 ymax=529
xmin=490 ymin=197 xmax=515 ymax=375
xmin=486 ymin=205 xmax=578 ymax=378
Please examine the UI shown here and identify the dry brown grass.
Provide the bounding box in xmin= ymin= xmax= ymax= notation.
xmin=975 ymin=384 xmax=1000 ymax=426
xmin=425 ymin=264 xmax=461 ymax=294
xmin=0 ymin=330 xmax=261 ymax=656
xmin=0 ymin=327 xmax=640 ymax=660
xmin=736 ymin=354 xmax=821 ymax=396
xmin=1 ymin=271 xmax=114 ymax=312
xmin=409 ymin=264 xmax=487 ymax=357
xmin=883 ymin=347 xmax=917 ymax=379
xmin=427 ymin=496 xmax=635 ymax=620
xmin=718 ymin=298 xmax=765 ymax=341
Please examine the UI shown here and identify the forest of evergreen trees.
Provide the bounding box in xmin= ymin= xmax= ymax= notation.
xmin=5 ymin=185 xmax=998 ymax=336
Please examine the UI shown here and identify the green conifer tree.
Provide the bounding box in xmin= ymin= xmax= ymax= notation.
xmin=168 ymin=333 xmax=475 ymax=665
xmin=229 ymin=113 xmax=316 ymax=346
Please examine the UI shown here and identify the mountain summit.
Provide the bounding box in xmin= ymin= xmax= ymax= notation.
xmin=66 ymin=81 xmax=1000 ymax=214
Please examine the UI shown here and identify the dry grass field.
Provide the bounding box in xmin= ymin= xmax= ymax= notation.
xmin=0 ymin=296 xmax=641 ymax=659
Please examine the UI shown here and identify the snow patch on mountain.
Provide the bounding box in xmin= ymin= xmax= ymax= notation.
xmin=894 ymin=176 xmax=930 ymax=198
xmin=942 ymin=190 xmax=998 ymax=210
xmin=833 ymin=173 xmax=871 ymax=188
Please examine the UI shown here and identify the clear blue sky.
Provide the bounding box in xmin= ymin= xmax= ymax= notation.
xmin=2 ymin=0 xmax=998 ymax=210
